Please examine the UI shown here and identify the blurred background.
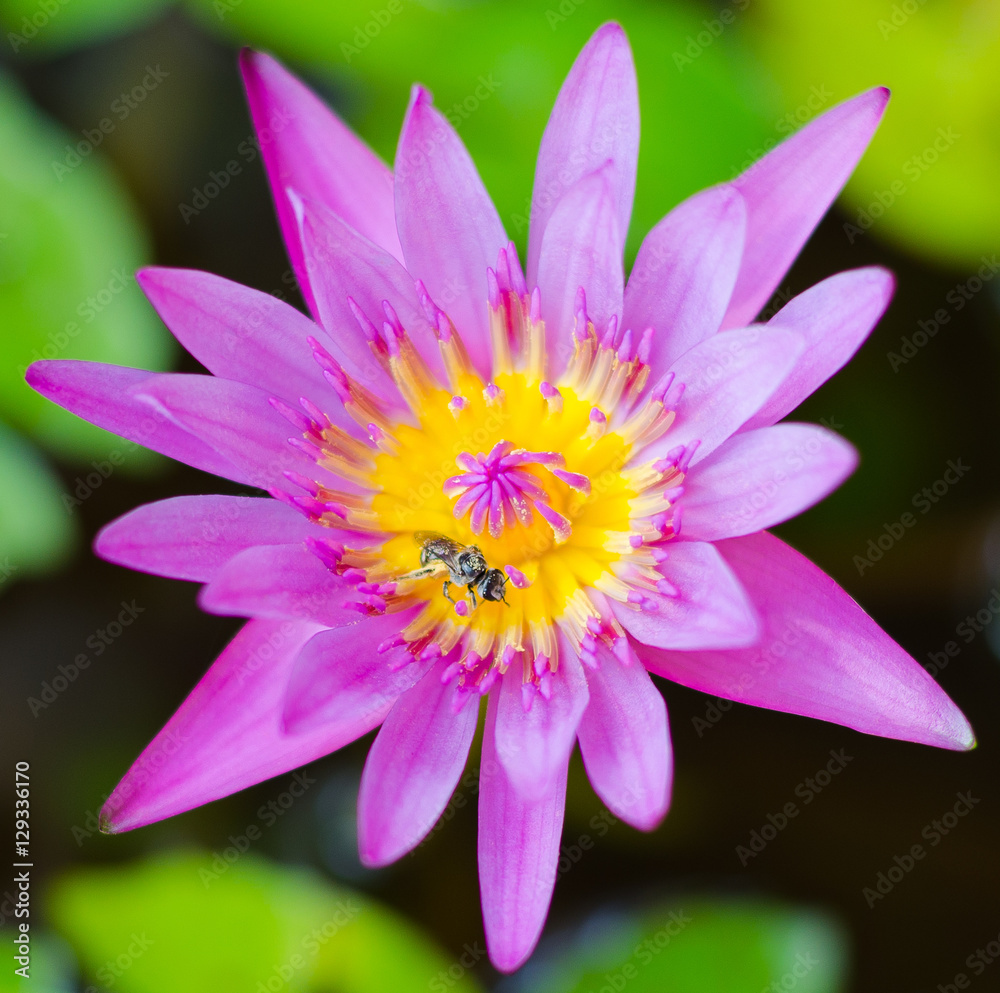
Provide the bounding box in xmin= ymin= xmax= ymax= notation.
xmin=2 ymin=0 xmax=999 ymax=990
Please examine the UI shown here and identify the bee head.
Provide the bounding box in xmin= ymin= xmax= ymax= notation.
xmin=477 ymin=568 xmax=509 ymax=605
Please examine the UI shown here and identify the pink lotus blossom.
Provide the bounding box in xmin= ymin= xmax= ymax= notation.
xmin=27 ymin=24 xmax=972 ymax=972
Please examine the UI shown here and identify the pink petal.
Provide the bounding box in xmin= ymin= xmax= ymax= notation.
xmin=95 ymin=495 xmax=317 ymax=582
xmin=610 ymin=541 xmax=758 ymax=650
xmin=723 ymin=88 xmax=890 ymax=329
xmin=637 ymin=327 xmax=804 ymax=465
xmin=198 ymin=543 xmax=360 ymax=628
xmin=478 ymin=691 xmax=567 ymax=973
xmin=639 ymin=531 xmax=975 ymax=751
xmin=24 ymin=361 xmax=245 ymax=484
xmin=536 ymin=166 xmax=624 ymax=361
xmin=281 ymin=607 xmax=429 ymax=735
xmin=239 ymin=50 xmax=402 ymax=322
xmin=394 ymin=86 xmax=507 ymax=378
xmin=494 ymin=640 xmax=588 ymax=802
xmin=357 ymin=662 xmax=479 ymax=866
xmin=577 ymin=639 xmax=672 ymax=831
xmin=623 ymin=185 xmax=746 ymax=375
xmin=527 ymin=22 xmax=639 ymax=284
xmin=101 ymin=618 xmax=348 ymax=833
xmin=132 ymin=374 xmax=307 ymax=490
xmin=742 ymin=267 xmax=895 ymax=430
xmin=289 ymin=192 xmax=445 ymax=388
xmin=680 ymin=423 xmax=858 ymax=542
xmin=136 ymin=267 xmax=361 ymax=432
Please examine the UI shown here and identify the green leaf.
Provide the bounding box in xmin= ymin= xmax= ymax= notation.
xmin=0 ymin=418 xmax=75 ymax=583
xmin=0 ymin=0 xmax=173 ymax=57
xmin=0 ymin=71 xmax=173 ymax=465
xmin=185 ymin=0 xmax=774 ymax=263
xmin=744 ymin=0 xmax=1000 ymax=268
xmin=48 ymin=851 xmax=485 ymax=993
xmin=528 ymin=899 xmax=847 ymax=993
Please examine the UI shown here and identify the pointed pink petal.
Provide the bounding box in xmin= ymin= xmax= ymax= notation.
xmin=132 ymin=374 xmax=306 ymax=490
xmin=358 ymin=662 xmax=478 ymax=866
xmin=527 ymin=22 xmax=638 ymax=284
xmin=578 ymin=640 xmax=672 ymax=831
xmin=25 ymin=360 xmax=245 ymax=483
xmin=680 ymin=424 xmax=858 ymax=542
xmin=637 ymin=327 xmax=804 ymax=465
xmin=290 ymin=193 xmax=445 ymax=388
xmin=623 ymin=186 xmax=746 ymax=374
xmin=610 ymin=541 xmax=758 ymax=650
xmin=281 ymin=607 xmax=429 ymax=735
xmin=101 ymin=618 xmax=348 ymax=833
xmin=722 ymin=88 xmax=890 ymax=329
xmin=95 ymin=495 xmax=317 ymax=582
xmin=639 ymin=531 xmax=975 ymax=751
xmin=136 ymin=267 xmax=362 ymax=432
xmin=742 ymin=267 xmax=895 ymax=430
xmin=536 ymin=166 xmax=624 ymax=360
xmin=198 ymin=543 xmax=359 ymax=628
xmin=478 ymin=692 xmax=567 ymax=973
xmin=239 ymin=49 xmax=402 ymax=321
xmin=394 ymin=86 xmax=507 ymax=379
xmin=494 ymin=640 xmax=588 ymax=802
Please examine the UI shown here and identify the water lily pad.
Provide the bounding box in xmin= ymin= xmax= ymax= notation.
xmin=49 ymin=851 xmax=484 ymax=993
xmin=0 ymin=71 xmax=173 ymax=465
xmin=745 ymin=0 xmax=1000 ymax=268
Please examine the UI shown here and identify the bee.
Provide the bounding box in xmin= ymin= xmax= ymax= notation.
xmin=398 ymin=531 xmax=510 ymax=610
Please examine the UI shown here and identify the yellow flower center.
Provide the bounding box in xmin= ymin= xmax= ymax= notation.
xmin=280 ymin=266 xmax=685 ymax=694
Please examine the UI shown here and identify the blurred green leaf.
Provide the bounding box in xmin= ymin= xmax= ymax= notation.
xmin=0 ymin=419 xmax=75 ymax=582
xmin=186 ymin=0 xmax=775 ymax=263
xmin=526 ymin=899 xmax=847 ymax=993
xmin=0 ymin=71 xmax=173 ymax=465
xmin=746 ymin=0 xmax=1000 ymax=268
xmin=49 ymin=851 xmax=484 ymax=993
xmin=0 ymin=0 xmax=172 ymax=56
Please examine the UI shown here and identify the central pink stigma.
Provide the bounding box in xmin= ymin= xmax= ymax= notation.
xmin=443 ymin=440 xmax=590 ymax=542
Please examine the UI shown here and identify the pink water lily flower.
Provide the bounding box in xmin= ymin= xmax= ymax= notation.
xmin=28 ymin=24 xmax=972 ymax=971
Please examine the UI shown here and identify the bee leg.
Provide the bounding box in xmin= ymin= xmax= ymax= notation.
xmin=442 ymin=580 xmax=454 ymax=603
xmin=468 ymin=587 xmax=478 ymax=611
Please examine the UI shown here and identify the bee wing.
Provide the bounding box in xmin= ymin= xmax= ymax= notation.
xmin=413 ymin=530 xmax=453 ymax=546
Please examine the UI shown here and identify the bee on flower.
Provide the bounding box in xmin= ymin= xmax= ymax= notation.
xmin=27 ymin=23 xmax=973 ymax=972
